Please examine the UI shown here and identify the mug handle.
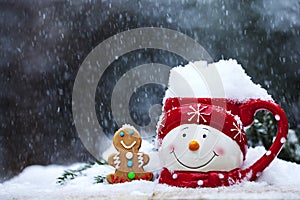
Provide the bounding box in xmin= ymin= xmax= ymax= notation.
xmin=239 ymin=99 xmax=288 ymax=181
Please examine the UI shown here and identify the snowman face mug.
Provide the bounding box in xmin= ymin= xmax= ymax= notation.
xmin=157 ymin=97 xmax=288 ymax=188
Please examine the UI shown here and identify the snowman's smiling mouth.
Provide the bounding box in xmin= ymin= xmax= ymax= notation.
xmin=171 ymin=150 xmax=219 ymax=169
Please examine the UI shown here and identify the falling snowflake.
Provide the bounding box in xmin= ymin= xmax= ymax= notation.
xmin=187 ymin=104 xmax=210 ymax=123
xmin=230 ymin=122 xmax=245 ymax=143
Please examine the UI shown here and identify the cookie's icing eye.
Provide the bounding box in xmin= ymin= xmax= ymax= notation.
xmin=129 ymin=130 xmax=134 ymax=135
xmin=120 ymin=131 xmax=124 ymax=137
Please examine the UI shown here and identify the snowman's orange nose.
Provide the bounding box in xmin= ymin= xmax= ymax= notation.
xmin=189 ymin=140 xmax=200 ymax=151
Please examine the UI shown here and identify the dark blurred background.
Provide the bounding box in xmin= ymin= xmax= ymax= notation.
xmin=1 ymin=0 xmax=299 ymax=181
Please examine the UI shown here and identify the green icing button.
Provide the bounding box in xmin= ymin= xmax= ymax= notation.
xmin=128 ymin=172 xmax=135 ymax=180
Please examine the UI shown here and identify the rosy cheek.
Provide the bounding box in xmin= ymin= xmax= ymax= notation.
xmin=169 ymin=144 xmax=175 ymax=152
xmin=215 ymin=147 xmax=225 ymax=156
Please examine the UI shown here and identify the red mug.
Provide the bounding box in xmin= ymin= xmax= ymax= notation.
xmin=157 ymin=97 xmax=288 ymax=187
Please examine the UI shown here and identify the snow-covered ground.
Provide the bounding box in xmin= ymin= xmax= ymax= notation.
xmin=1 ymin=147 xmax=300 ymax=200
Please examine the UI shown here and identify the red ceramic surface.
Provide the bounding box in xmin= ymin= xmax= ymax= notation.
xmin=157 ymin=98 xmax=288 ymax=187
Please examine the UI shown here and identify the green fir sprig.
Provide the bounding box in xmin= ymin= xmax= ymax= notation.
xmin=94 ymin=175 xmax=105 ymax=184
xmin=56 ymin=160 xmax=108 ymax=185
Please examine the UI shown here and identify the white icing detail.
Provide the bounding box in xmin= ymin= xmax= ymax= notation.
xmin=121 ymin=124 xmax=137 ymax=130
xmin=231 ymin=122 xmax=245 ymax=143
xmin=197 ymin=180 xmax=204 ymax=186
xmin=172 ymin=174 xmax=178 ymax=179
xmin=113 ymin=152 xmax=121 ymax=169
xmin=218 ymin=173 xmax=224 ymax=179
xmin=137 ymin=152 xmax=144 ymax=168
xmin=280 ymin=137 xmax=286 ymax=144
xmin=120 ymin=140 xmax=137 ymax=149
xmin=187 ymin=104 xmax=210 ymax=123
xmin=275 ymin=114 xmax=280 ymax=121
xmin=126 ymin=152 xmax=133 ymax=159
xmin=266 ymin=150 xmax=271 ymax=156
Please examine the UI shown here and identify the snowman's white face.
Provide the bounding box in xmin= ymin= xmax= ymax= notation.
xmin=158 ymin=124 xmax=243 ymax=172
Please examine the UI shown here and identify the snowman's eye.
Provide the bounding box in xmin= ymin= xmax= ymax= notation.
xmin=202 ymin=127 xmax=210 ymax=139
xmin=182 ymin=133 xmax=187 ymax=138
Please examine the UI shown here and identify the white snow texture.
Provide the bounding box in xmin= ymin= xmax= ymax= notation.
xmin=1 ymin=147 xmax=300 ymax=199
xmin=164 ymin=59 xmax=273 ymax=103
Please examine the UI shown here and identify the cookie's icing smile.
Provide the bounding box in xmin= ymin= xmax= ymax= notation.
xmin=171 ymin=150 xmax=218 ymax=169
xmin=120 ymin=140 xmax=136 ymax=149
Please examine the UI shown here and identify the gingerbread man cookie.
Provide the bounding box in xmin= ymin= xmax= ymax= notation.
xmin=106 ymin=124 xmax=153 ymax=184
